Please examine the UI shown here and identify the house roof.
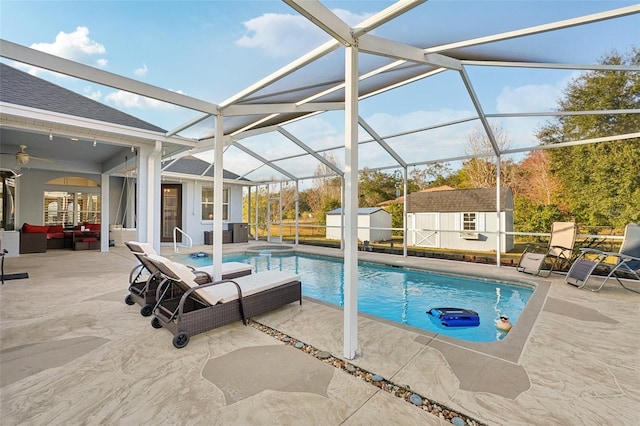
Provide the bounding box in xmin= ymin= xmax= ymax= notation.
xmin=407 ymin=187 xmax=512 ymax=213
xmin=161 ymin=155 xmax=250 ymax=182
xmin=379 ymin=185 xmax=456 ymax=206
xmin=327 ymin=207 xmax=387 ymax=215
xmin=0 ymin=63 xmax=165 ymax=133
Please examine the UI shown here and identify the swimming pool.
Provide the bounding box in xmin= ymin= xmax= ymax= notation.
xmin=182 ymin=252 xmax=533 ymax=342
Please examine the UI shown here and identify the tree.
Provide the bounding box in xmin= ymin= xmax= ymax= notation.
xmin=382 ymin=201 xmax=404 ymax=236
xmin=306 ymin=153 xmax=342 ymax=222
xmin=536 ymin=48 xmax=640 ymax=228
xmin=460 ymin=123 xmax=517 ymax=188
xmin=408 ymin=163 xmax=453 ymax=190
xmin=358 ymin=168 xmax=402 ymax=207
xmin=513 ymin=150 xmax=562 ymax=206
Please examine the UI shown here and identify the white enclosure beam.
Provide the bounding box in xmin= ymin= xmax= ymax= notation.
xmin=222 ymin=102 xmax=344 ymax=116
xmin=358 ymin=34 xmax=462 ymax=70
xmin=462 ymin=61 xmax=640 ymax=72
xmin=459 ymin=66 xmax=501 ymax=156
xmin=343 ymin=45 xmax=359 ymax=360
xmin=503 ymin=132 xmax=640 ymax=155
xmin=212 ymin=114 xmax=225 ymax=281
xmin=495 ymin=161 xmax=502 ymax=267
xmin=217 ymin=0 xmax=425 ymax=108
xmin=277 ymin=128 xmax=344 ymax=175
xmin=358 ymin=117 xmax=407 ymax=168
xmin=231 ymin=142 xmax=298 ymax=181
xmin=283 ymin=0 xmax=354 ymax=46
xmin=352 ymin=0 xmax=427 ymax=37
xmin=426 ymin=5 xmax=640 ymax=53
xmin=0 ymin=40 xmax=219 ymax=115
xmin=219 ymin=40 xmax=341 ymax=108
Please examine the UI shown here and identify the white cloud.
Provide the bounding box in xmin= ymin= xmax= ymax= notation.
xmin=496 ymin=84 xmax=560 ymax=114
xmin=30 ymin=26 xmax=107 ymax=68
xmin=104 ymin=90 xmax=183 ymax=110
xmin=134 ymin=63 xmax=148 ymax=76
xmin=83 ymin=86 xmax=102 ymax=101
xmin=235 ymin=9 xmax=374 ymax=57
xmin=496 ymin=82 xmax=567 ymax=148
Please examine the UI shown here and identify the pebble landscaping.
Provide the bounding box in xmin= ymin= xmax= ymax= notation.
xmin=249 ymin=319 xmax=485 ymax=426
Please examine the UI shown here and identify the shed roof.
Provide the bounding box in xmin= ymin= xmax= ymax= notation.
xmin=327 ymin=207 xmax=387 ymax=215
xmin=407 ymin=187 xmax=512 ymax=213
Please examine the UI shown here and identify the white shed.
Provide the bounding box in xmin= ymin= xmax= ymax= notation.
xmin=406 ymin=187 xmax=514 ymax=252
xmin=326 ymin=207 xmax=392 ymax=242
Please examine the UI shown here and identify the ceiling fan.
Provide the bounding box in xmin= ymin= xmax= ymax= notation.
xmin=14 ymin=145 xmax=54 ymax=165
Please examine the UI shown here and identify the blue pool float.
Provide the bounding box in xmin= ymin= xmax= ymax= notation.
xmin=427 ymin=307 xmax=480 ymax=327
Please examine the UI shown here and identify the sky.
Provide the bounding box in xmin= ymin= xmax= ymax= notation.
xmin=1 ymin=0 xmax=638 ymax=183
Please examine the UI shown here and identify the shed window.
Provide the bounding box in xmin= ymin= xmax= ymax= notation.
xmin=462 ymin=213 xmax=476 ymax=231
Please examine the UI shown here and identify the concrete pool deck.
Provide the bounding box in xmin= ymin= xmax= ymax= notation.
xmin=1 ymin=243 xmax=638 ymax=425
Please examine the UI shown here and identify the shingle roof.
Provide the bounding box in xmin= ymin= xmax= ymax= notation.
xmin=161 ymin=155 xmax=248 ymax=181
xmin=0 ymin=63 xmax=165 ymax=133
xmin=407 ymin=187 xmax=512 ymax=213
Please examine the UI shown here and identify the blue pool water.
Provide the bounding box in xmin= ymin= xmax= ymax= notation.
xmin=182 ymin=252 xmax=533 ymax=342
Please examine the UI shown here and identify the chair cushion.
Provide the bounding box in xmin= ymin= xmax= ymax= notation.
xmin=519 ymin=252 xmax=545 ymax=271
xmin=48 ymin=225 xmax=64 ymax=233
xmin=199 ymin=270 xmax=301 ymax=305
xmin=23 ymin=223 xmax=49 ymax=233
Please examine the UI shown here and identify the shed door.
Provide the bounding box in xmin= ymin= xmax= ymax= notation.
xmin=413 ymin=213 xmax=439 ymax=248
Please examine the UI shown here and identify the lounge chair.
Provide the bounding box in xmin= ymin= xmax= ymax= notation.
xmin=565 ymin=223 xmax=640 ymax=293
xmin=145 ymin=254 xmax=302 ymax=348
xmin=124 ymin=241 xmax=253 ymax=316
xmin=516 ymin=222 xmax=577 ymax=277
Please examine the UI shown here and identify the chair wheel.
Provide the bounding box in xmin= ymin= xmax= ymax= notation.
xmin=140 ymin=304 xmax=153 ymax=317
xmin=151 ymin=317 xmax=162 ymax=329
xmin=173 ymin=332 xmax=189 ymax=349
xmin=124 ymin=295 xmax=134 ymax=305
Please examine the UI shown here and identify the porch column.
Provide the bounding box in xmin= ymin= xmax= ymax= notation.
xmin=100 ymin=173 xmax=109 ymax=252
xmin=212 ymin=113 xmax=224 ymax=281
xmin=137 ymin=141 xmax=162 ymax=252
xmin=344 ymin=44 xmax=359 ymax=360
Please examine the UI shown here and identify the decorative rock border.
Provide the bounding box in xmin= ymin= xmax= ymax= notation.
xmin=249 ymin=319 xmax=486 ymax=426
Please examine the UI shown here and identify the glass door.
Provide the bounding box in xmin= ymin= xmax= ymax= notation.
xmin=161 ymin=184 xmax=182 ymax=242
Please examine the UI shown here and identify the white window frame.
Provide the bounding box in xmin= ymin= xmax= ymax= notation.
xmin=462 ymin=212 xmax=477 ymax=231
xmin=201 ymin=186 xmax=229 ymax=221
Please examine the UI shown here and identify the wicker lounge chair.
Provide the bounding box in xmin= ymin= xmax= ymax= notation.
xmin=145 ymin=254 xmax=302 ymax=348
xmin=124 ymin=241 xmax=253 ymax=316
xmin=516 ymin=222 xmax=577 ymax=277
xmin=565 ymin=223 xmax=640 ymax=293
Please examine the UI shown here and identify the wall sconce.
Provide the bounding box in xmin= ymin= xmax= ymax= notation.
xmin=93 ymin=138 xmax=97 ymax=147
xmin=49 ymin=130 xmax=53 ymax=141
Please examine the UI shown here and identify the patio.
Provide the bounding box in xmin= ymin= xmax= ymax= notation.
xmin=1 ymin=244 xmax=638 ymax=425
